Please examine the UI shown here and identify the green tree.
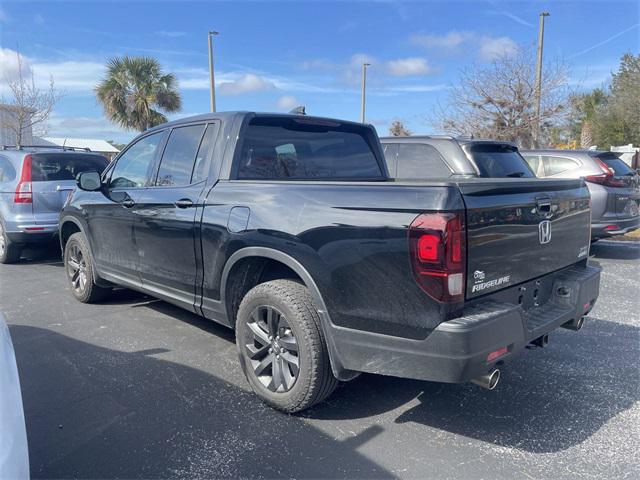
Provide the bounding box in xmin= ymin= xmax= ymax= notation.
xmin=95 ymin=56 xmax=181 ymax=132
xmin=568 ymin=89 xmax=607 ymax=148
xmin=600 ymin=53 xmax=640 ymax=147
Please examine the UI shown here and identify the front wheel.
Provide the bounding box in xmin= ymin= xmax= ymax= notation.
xmin=64 ymin=232 xmax=110 ymax=303
xmin=236 ymin=279 xmax=338 ymax=413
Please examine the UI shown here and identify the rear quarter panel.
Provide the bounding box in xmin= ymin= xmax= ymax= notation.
xmin=200 ymin=181 xmax=464 ymax=339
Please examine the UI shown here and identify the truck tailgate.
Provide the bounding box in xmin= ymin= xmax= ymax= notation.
xmin=459 ymin=178 xmax=591 ymax=299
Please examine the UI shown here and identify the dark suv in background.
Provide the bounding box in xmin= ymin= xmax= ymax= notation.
xmin=0 ymin=147 xmax=109 ymax=263
xmin=521 ymin=150 xmax=640 ymax=239
xmin=380 ymin=136 xmax=535 ymax=179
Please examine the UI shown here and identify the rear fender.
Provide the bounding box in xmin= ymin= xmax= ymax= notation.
xmin=221 ymin=247 xmax=358 ymax=381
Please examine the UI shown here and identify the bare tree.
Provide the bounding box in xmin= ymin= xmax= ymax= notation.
xmin=434 ymin=47 xmax=570 ymax=148
xmin=1 ymin=49 xmax=62 ymax=146
xmin=388 ymin=120 xmax=412 ymax=136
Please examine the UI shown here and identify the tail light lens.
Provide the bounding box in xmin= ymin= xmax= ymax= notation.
xmin=14 ymin=154 xmax=33 ymax=203
xmin=408 ymin=212 xmax=466 ymax=303
xmin=584 ymin=158 xmax=627 ymax=187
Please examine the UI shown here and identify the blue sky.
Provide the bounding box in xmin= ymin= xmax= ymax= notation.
xmin=1 ymin=0 xmax=638 ymax=143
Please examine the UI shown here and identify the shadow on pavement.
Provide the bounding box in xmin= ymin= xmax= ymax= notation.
xmin=307 ymin=316 xmax=639 ymax=454
xmin=11 ymin=325 xmax=391 ymax=479
xmin=18 ymin=242 xmax=63 ymax=266
xmin=590 ymin=240 xmax=639 ymax=260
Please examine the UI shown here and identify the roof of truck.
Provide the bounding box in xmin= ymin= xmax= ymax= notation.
xmin=145 ymin=111 xmax=370 ymax=135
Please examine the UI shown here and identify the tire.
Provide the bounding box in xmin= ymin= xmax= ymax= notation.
xmin=64 ymin=232 xmax=110 ymax=303
xmin=236 ymin=279 xmax=338 ymax=413
xmin=0 ymin=220 xmax=22 ymax=264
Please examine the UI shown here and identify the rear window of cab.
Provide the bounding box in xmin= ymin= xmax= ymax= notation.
xmin=235 ymin=116 xmax=385 ymax=180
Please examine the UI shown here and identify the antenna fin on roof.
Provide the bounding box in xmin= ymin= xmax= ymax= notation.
xmin=289 ymin=106 xmax=306 ymax=115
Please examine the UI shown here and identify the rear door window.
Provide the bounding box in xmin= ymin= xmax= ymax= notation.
xmin=30 ymin=153 xmax=109 ymax=182
xmin=382 ymin=143 xmax=399 ymax=176
xmin=236 ymin=116 xmax=384 ymax=180
xmin=522 ymin=155 xmax=543 ymax=177
xmin=155 ymin=124 xmax=206 ymax=186
xmin=466 ymin=144 xmax=535 ymax=178
xmin=396 ymin=144 xmax=451 ymax=179
xmin=110 ymin=132 xmax=164 ymax=189
xmin=0 ymin=155 xmax=16 ymax=182
xmin=541 ymin=155 xmax=580 ymax=176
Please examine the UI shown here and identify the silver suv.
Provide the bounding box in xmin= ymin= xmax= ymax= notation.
xmin=521 ymin=150 xmax=640 ymax=240
xmin=0 ymin=147 xmax=109 ymax=263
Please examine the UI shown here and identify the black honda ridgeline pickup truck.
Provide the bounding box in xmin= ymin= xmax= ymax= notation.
xmin=60 ymin=112 xmax=601 ymax=412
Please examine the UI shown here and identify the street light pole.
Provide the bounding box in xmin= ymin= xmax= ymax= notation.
xmin=360 ymin=62 xmax=370 ymax=123
xmin=208 ymin=31 xmax=219 ymax=113
xmin=533 ymin=12 xmax=550 ymax=147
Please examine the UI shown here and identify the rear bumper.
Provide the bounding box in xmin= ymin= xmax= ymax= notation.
xmin=591 ymin=215 xmax=640 ymax=238
xmin=327 ymin=263 xmax=601 ymax=383
xmin=5 ymin=224 xmax=59 ymax=243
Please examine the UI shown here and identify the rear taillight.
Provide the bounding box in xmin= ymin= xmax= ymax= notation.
xmin=408 ymin=212 xmax=466 ymax=303
xmin=584 ymin=158 xmax=627 ymax=187
xmin=14 ymin=154 xmax=33 ymax=203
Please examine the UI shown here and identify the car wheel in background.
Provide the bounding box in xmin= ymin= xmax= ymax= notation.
xmin=236 ymin=279 xmax=338 ymax=413
xmin=64 ymin=232 xmax=110 ymax=303
xmin=0 ymin=221 xmax=22 ymax=264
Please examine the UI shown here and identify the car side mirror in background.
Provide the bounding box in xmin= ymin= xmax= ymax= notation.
xmin=77 ymin=171 xmax=102 ymax=191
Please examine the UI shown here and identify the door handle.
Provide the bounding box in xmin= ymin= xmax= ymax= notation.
xmin=122 ymin=198 xmax=135 ymax=208
xmin=175 ymin=198 xmax=194 ymax=209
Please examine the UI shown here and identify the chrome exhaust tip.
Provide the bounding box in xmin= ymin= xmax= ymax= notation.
xmin=561 ymin=317 xmax=584 ymax=331
xmin=532 ymin=333 xmax=550 ymax=348
xmin=471 ymin=369 xmax=500 ymax=390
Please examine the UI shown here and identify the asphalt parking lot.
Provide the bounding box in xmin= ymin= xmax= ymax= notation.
xmin=1 ymin=240 xmax=638 ymax=479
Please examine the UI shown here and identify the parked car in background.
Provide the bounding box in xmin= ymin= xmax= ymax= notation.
xmin=521 ymin=150 xmax=640 ymax=240
xmin=380 ymin=136 xmax=535 ymax=179
xmin=0 ymin=314 xmax=29 ymax=480
xmin=0 ymin=147 xmax=109 ymax=263
xmin=59 ymin=112 xmax=601 ymax=412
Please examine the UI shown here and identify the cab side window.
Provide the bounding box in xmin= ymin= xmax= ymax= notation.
xmin=155 ymin=125 xmax=207 ymax=186
xmin=109 ymin=132 xmax=164 ymax=189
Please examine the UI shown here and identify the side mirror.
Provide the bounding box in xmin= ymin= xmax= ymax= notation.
xmin=77 ymin=171 xmax=102 ymax=191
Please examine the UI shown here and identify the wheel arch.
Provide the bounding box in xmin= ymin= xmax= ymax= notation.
xmin=221 ymin=247 xmax=356 ymax=381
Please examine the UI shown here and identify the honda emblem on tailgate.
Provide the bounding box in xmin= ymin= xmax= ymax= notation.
xmin=539 ymin=220 xmax=552 ymax=244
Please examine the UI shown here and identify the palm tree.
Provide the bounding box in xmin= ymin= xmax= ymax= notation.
xmin=95 ymin=56 xmax=182 ymax=132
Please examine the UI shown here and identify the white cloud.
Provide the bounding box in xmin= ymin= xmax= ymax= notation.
xmin=0 ymin=48 xmax=104 ymax=94
xmin=45 ymin=114 xmax=133 ymax=143
xmin=32 ymin=60 xmax=105 ymax=91
xmin=217 ymin=73 xmax=275 ymax=96
xmin=411 ymin=31 xmax=472 ymax=50
xmin=34 ymin=13 xmax=45 ymax=25
xmin=412 ymin=31 xmax=519 ymax=61
xmin=479 ymin=36 xmax=519 ymax=60
xmin=276 ymin=95 xmax=300 ymax=111
xmin=0 ymin=48 xmax=31 ymax=82
xmin=155 ymin=30 xmax=188 ymax=38
xmin=386 ymin=58 xmax=431 ymax=77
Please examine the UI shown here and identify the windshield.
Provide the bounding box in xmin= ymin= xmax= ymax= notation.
xmin=465 ymin=143 xmax=535 ymax=178
xmin=31 ymin=153 xmax=109 ymax=182
xmin=236 ymin=116 xmax=385 ymax=180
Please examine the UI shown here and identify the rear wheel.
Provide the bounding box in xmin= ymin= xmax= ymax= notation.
xmin=64 ymin=232 xmax=110 ymax=303
xmin=0 ymin=221 xmax=22 ymax=264
xmin=236 ymin=279 xmax=338 ymax=413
